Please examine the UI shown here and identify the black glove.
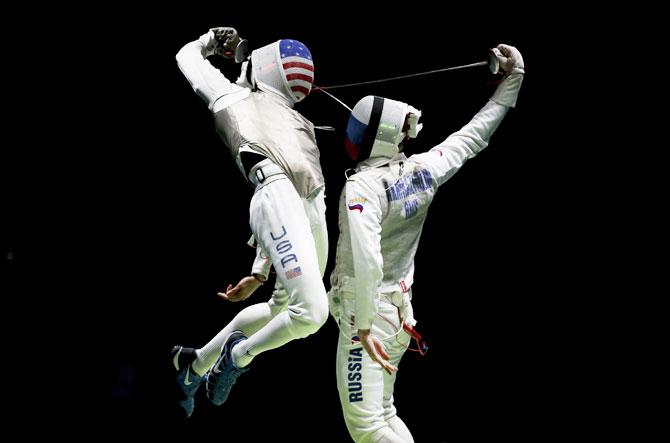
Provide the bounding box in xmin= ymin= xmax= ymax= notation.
xmin=210 ymin=27 xmax=249 ymax=63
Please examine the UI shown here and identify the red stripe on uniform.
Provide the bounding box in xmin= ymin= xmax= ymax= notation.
xmin=282 ymin=61 xmax=314 ymax=71
xmin=286 ymin=73 xmax=313 ymax=83
xmin=291 ymin=85 xmax=311 ymax=96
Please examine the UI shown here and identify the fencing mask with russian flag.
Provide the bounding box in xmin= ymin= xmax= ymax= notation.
xmin=249 ymin=39 xmax=314 ymax=106
xmin=345 ymin=96 xmax=423 ymax=161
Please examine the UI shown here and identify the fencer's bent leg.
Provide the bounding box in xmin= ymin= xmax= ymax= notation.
xmin=191 ymin=284 xmax=289 ymax=375
xmin=232 ymin=178 xmax=328 ymax=363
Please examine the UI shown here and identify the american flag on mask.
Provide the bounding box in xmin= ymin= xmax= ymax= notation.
xmin=279 ymin=39 xmax=314 ymax=102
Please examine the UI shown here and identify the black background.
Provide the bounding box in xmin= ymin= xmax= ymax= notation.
xmin=3 ymin=6 xmax=588 ymax=442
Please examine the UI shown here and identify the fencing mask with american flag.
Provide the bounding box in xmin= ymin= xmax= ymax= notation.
xmin=345 ymin=96 xmax=423 ymax=161
xmin=250 ymin=39 xmax=314 ymax=105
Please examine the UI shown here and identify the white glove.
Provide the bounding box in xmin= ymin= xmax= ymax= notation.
xmin=491 ymin=43 xmax=524 ymax=108
xmin=491 ymin=44 xmax=525 ymax=75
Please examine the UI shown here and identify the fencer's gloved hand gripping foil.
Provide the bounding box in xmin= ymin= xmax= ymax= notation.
xmin=210 ymin=27 xmax=249 ymax=62
xmin=197 ymin=27 xmax=249 ymax=62
xmin=492 ymin=44 xmax=524 ymax=75
xmin=491 ymin=43 xmax=525 ymax=108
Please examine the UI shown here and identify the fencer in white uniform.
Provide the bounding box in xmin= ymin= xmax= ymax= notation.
xmin=171 ymin=28 xmax=329 ymax=417
xmin=329 ymin=44 xmax=525 ymax=442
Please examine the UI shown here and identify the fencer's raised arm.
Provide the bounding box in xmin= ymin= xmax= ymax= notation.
xmin=414 ymin=44 xmax=524 ymax=186
xmin=345 ymin=180 xmax=384 ymax=330
xmin=175 ymin=30 xmax=246 ymax=112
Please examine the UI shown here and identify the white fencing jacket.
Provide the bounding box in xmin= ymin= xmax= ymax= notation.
xmin=176 ymin=35 xmax=325 ymax=200
xmin=330 ymin=73 xmax=522 ymax=330
xmin=176 ymin=33 xmax=327 ymax=280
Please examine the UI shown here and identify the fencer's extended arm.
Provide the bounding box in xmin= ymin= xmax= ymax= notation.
xmin=175 ymin=31 xmax=239 ymax=111
xmin=416 ymin=55 xmax=524 ymax=186
xmin=417 ymin=101 xmax=509 ymax=186
xmin=345 ymin=180 xmax=384 ymax=330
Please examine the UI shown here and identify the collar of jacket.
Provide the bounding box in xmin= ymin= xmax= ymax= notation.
xmin=356 ymin=152 xmax=407 ymax=172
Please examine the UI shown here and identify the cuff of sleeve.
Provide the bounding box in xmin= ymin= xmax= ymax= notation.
xmin=354 ymin=317 xmax=373 ymax=330
xmin=198 ymin=31 xmax=218 ymax=58
xmin=251 ymin=260 xmax=271 ymax=281
xmin=491 ymin=73 xmax=524 ymax=108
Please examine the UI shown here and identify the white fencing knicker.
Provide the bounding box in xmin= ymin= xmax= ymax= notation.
xmin=238 ymin=157 xmax=329 ymax=358
xmin=332 ymin=290 xmax=417 ymax=443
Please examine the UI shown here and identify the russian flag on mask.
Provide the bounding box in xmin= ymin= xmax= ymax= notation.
xmin=345 ymin=114 xmax=367 ymax=160
xmin=279 ymin=39 xmax=314 ymax=101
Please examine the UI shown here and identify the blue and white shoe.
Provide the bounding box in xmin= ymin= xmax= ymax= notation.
xmin=205 ymin=331 xmax=249 ymax=406
xmin=172 ymin=345 xmax=204 ymax=417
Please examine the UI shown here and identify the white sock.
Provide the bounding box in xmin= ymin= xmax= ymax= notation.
xmin=195 ymin=292 xmax=322 ymax=373
xmin=228 ymin=309 xmax=307 ymax=363
xmin=231 ymin=339 xmax=254 ymax=368
xmin=191 ymin=303 xmax=273 ymax=376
